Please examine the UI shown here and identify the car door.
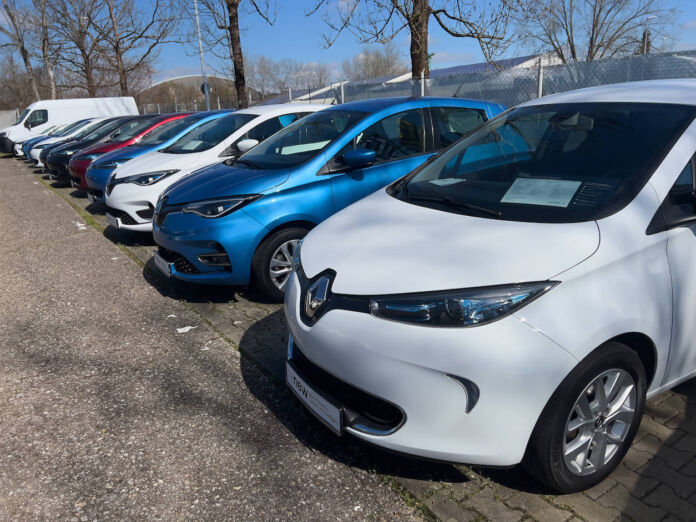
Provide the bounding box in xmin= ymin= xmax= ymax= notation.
xmin=657 ymin=154 xmax=696 ymax=384
xmin=328 ymin=108 xmax=431 ymax=212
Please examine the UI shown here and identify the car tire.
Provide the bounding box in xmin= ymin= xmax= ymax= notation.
xmin=252 ymin=227 xmax=309 ymax=302
xmin=524 ymin=342 xmax=646 ymax=493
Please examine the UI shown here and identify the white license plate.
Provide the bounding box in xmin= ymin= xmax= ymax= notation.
xmin=87 ymin=193 xmax=96 ymax=203
xmin=286 ymin=362 xmax=342 ymax=435
xmin=105 ymin=213 xmax=119 ymax=229
xmin=152 ymin=251 xmax=172 ymax=277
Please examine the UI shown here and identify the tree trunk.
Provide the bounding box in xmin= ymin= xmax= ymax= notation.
xmin=106 ymin=0 xmax=128 ymax=95
xmin=409 ymin=0 xmax=429 ymax=80
xmin=19 ymin=45 xmax=41 ymax=101
xmin=226 ymin=0 xmax=248 ymax=108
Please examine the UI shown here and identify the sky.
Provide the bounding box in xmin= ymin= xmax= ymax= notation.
xmin=153 ymin=0 xmax=696 ymax=84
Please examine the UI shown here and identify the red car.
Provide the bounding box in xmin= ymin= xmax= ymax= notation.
xmin=67 ymin=113 xmax=192 ymax=190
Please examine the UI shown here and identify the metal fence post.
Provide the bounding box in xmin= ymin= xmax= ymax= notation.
xmin=537 ymin=57 xmax=544 ymax=98
xmin=340 ymin=81 xmax=345 ymax=104
xmin=218 ymin=96 xmax=221 ymax=110
xmin=288 ymin=87 xmax=292 ymax=102
xmin=157 ymin=103 xmax=160 ymax=113
xmin=420 ymin=71 xmax=425 ymax=96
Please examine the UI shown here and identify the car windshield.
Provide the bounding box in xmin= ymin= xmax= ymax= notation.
xmin=163 ymin=113 xmax=257 ymax=153
xmin=393 ymin=102 xmax=696 ymax=223
xmin=138 ymin=114 xmax=205 ymax=146
xmin=82 ymin=119 xmax=128 ymax=141
xmin=71 ymin=120 xmax=106 ymax=140
xmin=14 ymin=108 xmax=30 ymax=125
xmin=237 ymin=110 xmax=366 ymax=170
xmin=55 ymin=119 xmax=89 ymax=137
xmin=106 ymin=117 xmax=156 ymax=143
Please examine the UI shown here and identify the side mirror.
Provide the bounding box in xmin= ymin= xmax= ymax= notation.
xmin=343 ymin=148 xmax=376 ymax=169
xmin=24 ymin=120 xmax=31 ymax=129
xmin=236 ymin=138 xmax=259 ymax=153
xmin=669 ymin=186 xmax=696 ymax=207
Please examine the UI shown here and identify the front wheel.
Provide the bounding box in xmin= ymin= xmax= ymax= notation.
xmin=251 ymin=227 xmax=308 ymax=301
xmin=524 ymin=342 xmax=646 ymax=493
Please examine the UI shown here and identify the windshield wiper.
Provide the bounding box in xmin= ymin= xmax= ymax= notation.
xmin=407 ymin=193 xmax=501 ymax=217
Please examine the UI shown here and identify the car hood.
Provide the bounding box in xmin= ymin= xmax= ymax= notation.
xmin=301 ymin=189 xmax=601 ymax=295
xmin=113 ymin=151 xmax=204 ymax=179
xmin=78 ymin=141 xmax=122 ymax=156
xmin=163 ymin=163 xmax=290 ymax=205
xmin=92 ymin=146 xmax=145 ymax=166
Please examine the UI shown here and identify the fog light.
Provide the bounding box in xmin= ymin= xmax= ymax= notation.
xmin=197 ymin=253 xmax=231 ymax=266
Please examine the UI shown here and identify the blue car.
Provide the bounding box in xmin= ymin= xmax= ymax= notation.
xmin=85 ymin=110 xmax=233 ymax=202
xmin=152 ymin=97 xmax=505 ymax=300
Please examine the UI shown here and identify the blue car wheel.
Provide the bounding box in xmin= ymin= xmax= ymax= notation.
xmin=251 ymin=227 xmax=309 ymax=301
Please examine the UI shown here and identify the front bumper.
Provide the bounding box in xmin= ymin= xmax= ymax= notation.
xmin=0 ymin=136 xmax=14 ymax=154
xmin=283 ymin=271 xmax=578 ymax=466
xmin=13 ymin=142 xmax=24 ymax=157
xmin=46 ymin=159 xmax=69 ymax=179
xmin=85 ymin=166 xmax=114 ymax=203
xmin=68 ymin=159 xmax=91 ymax=189
xmin=103 ymin=182 xmax=155 ymax=231
xmin=152 ymin=207 xmax=264 ymax=286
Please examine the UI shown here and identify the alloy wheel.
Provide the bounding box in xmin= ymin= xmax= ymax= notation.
xmin=563 ymin=368 xmax=636 ymax=476
xmin=269 ymin=239 xmax=300 ymax=290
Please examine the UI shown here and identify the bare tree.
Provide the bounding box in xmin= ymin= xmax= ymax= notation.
xmin=516 ymin=0 xmax=673 ymax=63
xmin=90 ymin=0 xmax=177 ymax=96
xmin=191 ymin=0 xmax=276 ymax=108
xmin=341 ymin=42 xmax=407 ymax=80
xmin=309 ymin=0 xmax=516 ymax=78
xmin=32 ymin=0 xmax=58 ymax=98
xmin=52 ymin=0 xmax=104 ymax=96
xmin=0 ymin=0 xmax=40 ymax=100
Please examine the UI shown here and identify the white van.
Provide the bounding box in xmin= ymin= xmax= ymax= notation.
xmin=0 ymin=97 xmax=139 ymax=153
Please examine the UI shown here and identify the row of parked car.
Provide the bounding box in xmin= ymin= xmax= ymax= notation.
xmin=7 ymin=80 xmax=696 ymax=494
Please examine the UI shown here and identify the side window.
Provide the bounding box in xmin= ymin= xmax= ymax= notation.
xmin=246 ymin=117 xmax=283 ymax=142
xmin=431 ymin=107 xmax=487 ymax=150
xmin=332 ymin=109 xmax=426 ymax=169
xmin=27 ymin=110 xmax=48 ymax=127
xmin=662 ymin=157 xmax=696 ymax=225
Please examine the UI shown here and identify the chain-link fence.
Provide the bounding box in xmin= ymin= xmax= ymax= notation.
xmin=308 ymin=50 xmax=696 ymax=108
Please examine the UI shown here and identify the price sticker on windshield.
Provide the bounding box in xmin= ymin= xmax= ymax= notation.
xmin=501 ymin=178 xmax=581 ymax=208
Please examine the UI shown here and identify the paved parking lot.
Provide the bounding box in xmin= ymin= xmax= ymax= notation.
xmin=2 ymin=155 xmax=696 ymax=521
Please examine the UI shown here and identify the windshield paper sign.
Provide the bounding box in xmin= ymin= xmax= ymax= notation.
xmin=501 ymin=178 xmax=581 ymax=208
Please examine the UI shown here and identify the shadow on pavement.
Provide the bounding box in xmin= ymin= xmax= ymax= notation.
xmin=238 ymin=310 xmax=472 ymax=486
xmin=103 ymin=226 xmax=156 ymax=247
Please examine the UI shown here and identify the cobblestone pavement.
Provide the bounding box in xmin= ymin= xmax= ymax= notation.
xmin=9 ymin=156 xmax=696 ymax=521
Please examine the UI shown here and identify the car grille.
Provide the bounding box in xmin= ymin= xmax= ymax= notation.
xmin=290 ymin=344 xmax=404 ymax=434
xmin=157 ymin=247 xmax=200 ymax=274
xmin=107 ymin=208 xmax=138 ymax=226
xmin=136 ymin=207 xmax=154 ymax=220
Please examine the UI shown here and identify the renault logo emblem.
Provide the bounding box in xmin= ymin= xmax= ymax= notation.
xmin=304 ymin=275 xmax=331 ymax=319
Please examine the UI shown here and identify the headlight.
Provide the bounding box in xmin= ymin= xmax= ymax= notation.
xmin=63 ymin=149 xmax=77 ymax=156
xmin=291 ymin=240 xmax=303 ymax=272
xmin=124 ymin=169 xmax=179 ymax=186
xmin=182 ymin=195 xmax=260 ymax=218
xmin=98 ymin=158 xmax=132 ymax=169
xmin=369 ymin=282 xmax=558 ymax=327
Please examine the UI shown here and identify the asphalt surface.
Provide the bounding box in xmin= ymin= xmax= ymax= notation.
xmin=0 ymin=157 xmax=418 ymax=520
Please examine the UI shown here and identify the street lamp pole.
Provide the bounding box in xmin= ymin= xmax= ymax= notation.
xmin=643 ymin=15 xmax=656 ymax=55
xmin=193 ymin=0 xmax=210 ymax=110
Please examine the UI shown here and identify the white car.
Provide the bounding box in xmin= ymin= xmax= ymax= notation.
xmin=104 ymin=104 xmax=328 ymax=232
xmin=284 ymin=80 xmax=696 ymax=493
xmin=29 ymin=118 xmax=107 ymax=166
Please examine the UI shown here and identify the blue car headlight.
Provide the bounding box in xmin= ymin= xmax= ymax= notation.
xmin=122 ymin=169 xmax=179 ymax=186
xmin=98 ymin=158 xmax=133 ymax=170
xmin=182 ymin=195 xmax=260 ymax=218
xmin=369 ymin=282 xmax=558 ymax=327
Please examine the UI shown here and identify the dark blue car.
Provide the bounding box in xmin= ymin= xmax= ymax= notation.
xmin=152 ymin=97 xmax=505 ymax=300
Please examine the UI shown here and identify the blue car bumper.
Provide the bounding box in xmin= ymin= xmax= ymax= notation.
xmin=85 ymin=166 xmax=114 ymax=201
xmin=152 ymin=208 xmax=264 ymax=286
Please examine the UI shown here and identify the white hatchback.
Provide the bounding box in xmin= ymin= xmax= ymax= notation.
xmin=104 ymin=104 xmax=328 ymax=232
xmin=284 ymin=80 xmax=696 ymax=492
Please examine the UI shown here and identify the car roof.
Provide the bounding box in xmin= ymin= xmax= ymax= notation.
xmin=235 ymin=103 xmax=330 ymax=116
xmin=325 ymin=96 xmax=501 ymax=114
xmin=522 ymin=79 xmax=696 ymax=107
